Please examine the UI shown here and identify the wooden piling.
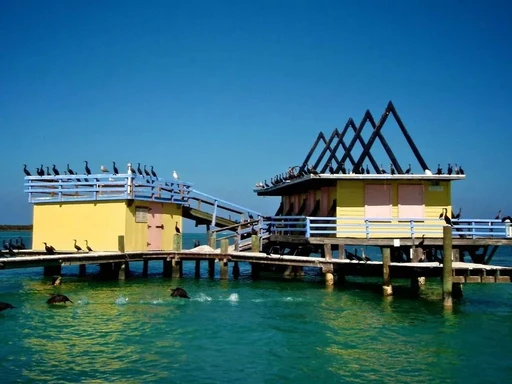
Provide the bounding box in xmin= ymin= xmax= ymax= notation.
xmin=142 ymin=260 xmax=149 ymax=277
xmin=208 ymin=259 xmax=215 ymax=279
xmin=220 ymin=239 xmax=229 ymax=280
xmin=382 ymin=247 xmax=393 ymax=296
xmin=195 ymin=260 xmax=201 ymax=278
xmin=162 ymin=259 xmax=172 ymax=278
xmin=173 ymin=234 xmax=182 ymax=252
xmin=116 ymin=261 xmax=130 ymax=280
xmin=79 ymin=264 xmax=86 ymax=277
xmin=251 ymin=235 xmax=261 ymax=279
xmin=232 ymin=261 xmax=240 ymax=279
xmin=117 ymin=235 xmax=125 ymax=253
xmin=443 ymin=225 xmax=453 ymax=307
xmin=323 ymin=244 xmax=334 ymax=286
xmin=43 ymin=265 xmax=61 ymax=277
xmin=171 ymin=258 xmax=182 ymax=279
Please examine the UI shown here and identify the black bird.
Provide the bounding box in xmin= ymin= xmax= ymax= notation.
xmin=404 ymin=164 xmax=411 ymax=174
xmin=150 ymin=165 xmax=157 ymax=178
xmin=193 ymin=239 xmax=200 ymax=248
xmin=447 ymin=163 xmax=453 ymax=175
xmin=52 ymin=164 xmax=60 ymax=176
xmin=84 ymin=161 xmax=91 ymax=175
xmin=73 ymin=239 xmax=82 ymax=252
xmin=328 ymin=163 xmax=335 ymax=174
xmin=46 ymin=294 xmax=73 ymax=305
xmin=440 ymin=208 xmax=453 ymax=227
xmin=341 ymin=163 xmax=347 ymax=174
xmin=67 ymin=164 xmax=75 ymax=175
xmin=144 ymin=165 xmax=151 ymax=177
xmin=19 ymin=237 xmax=26 ymax=250
xmin=37 ymin=165 xmax=45 ymax=176
xmin=46 ymin=166 xmax=51 ymax=176
xmin=452 ymin=208 xmax=461 ymax=219
xmin=43 ymin=242 xmax=56 ymax=254
xmin=379 ymin=164 xmax=387 ymax=174
xmin=495 ymin=210 xmax=502 ymax=220
xmin=112 ymin=161 xmax=119 ymax=175
xmin=0 ymin=302 xmax=15 ymax=312
xmin=459 ymin=165 xmax=465 ymax=175
xmin=137 ymin=163 xmax=143 ymax=176
xmin=390 ymin=163 xmax=396 ymax=175
xmin=23 ymin=164 xmax=31 ymax=176
xmin=85 ymin=240 xmax=93 ymax=252
xmin=365 ymin=164 xmax=370 ymax=174
xmin=248 ymin=213 xmax=254 ymax=220
xmin=169 ymin=287 xmax=190 ymax=299
xmin=436 ymin=164 xmax=443 ymax=175
xmin=502 ymin=216 xmax=512 ymax=223
xmin=175 ymin=222 xmax=181 ymax=234
xmin=417 ymin=234 xmax=425 ymax=247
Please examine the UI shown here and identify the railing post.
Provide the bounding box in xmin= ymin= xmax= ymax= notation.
xmin=472 ymin=220 xmax=476 ymax=239
xmin=365 ymin=219 xmax=370 ymax=239
xmin=211 ymin=200 xmax=218 ymax=227
xmin=305 ymin=217 xmax=311 ymax=238
xmin=410 ymin=220 xmax=415 ymax=240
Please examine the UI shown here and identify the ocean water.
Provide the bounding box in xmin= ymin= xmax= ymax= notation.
xmin=1 ymin=231 xmax=512 ymax=383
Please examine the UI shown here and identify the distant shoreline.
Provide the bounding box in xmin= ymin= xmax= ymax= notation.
xmin=0 ymin=225 xmax=33 ymax=231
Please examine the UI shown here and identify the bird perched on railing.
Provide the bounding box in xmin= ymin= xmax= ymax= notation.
xmin=23 ymin=164 xmax=31 ymax=176
xmin=112 ymin=161 xmax=119 ymax=175
xmin=43 ymin=242 xmax=56 ymax=254
xmin=85 ymin=240 xmax=93 ymax=252
xmin=100 ymin=165 xmax=109 ymax=173
xmin=84 ymin=161 xmax=92 ymax=175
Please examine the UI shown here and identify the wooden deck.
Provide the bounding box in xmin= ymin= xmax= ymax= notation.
xmin=1 ymin=249 xmax=511 ymax=283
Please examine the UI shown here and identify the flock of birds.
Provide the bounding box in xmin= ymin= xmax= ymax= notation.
xmin=0 ymin=285 xmax=191 ymax=314
xmin=23 ymin=162 xmax=180 ymax=182
xmin=1 ymin=237 xmax=26 ymax=256
xmin=255 ymin=162 xmax=466 ymax=189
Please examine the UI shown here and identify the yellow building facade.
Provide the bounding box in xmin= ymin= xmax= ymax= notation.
xmin=32 ymin=200 xmax=183 ymax=252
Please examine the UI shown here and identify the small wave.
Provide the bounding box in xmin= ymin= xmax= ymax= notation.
xmin=194 ymin=293 xmax=212 ymax=302
xmin=115 ymin=297 xmax=129 ymax=305
xmin=227 ymin=293 xmax=239 ymax=302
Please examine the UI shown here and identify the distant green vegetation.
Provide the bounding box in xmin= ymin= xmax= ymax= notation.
xmin=0 ymin=224 xmax=33 ymax=231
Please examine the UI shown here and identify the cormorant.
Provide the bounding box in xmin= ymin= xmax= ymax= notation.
xmin=113 ymin=161 xmax=119 ymax=175
xmin=84 ymin=161 xmax=91 ymax=175
xmin=23 ymin=164 xmax=31 ymax=176
xmin=52 ymin=165 xmax=60 ymax=176
xmin=85 ymin=240 xmax=93 ymax=252
xmin=0 ymin=302 xmax=15 ymax=312
xmin=175 ymin=222 xmax=181 ymax=234
xmin=46 ymin=294 xmax=73 ymax=304
xmin=73 ymin=239 xmax=82 ymax=252
xmin=144 ymin=165 xmax=151 ymax=177
xmin=150 ymin=166 xmax=157 ymax=178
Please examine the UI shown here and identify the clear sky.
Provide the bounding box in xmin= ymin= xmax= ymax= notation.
xmin=1 ymin=0 xmax=511 ymax=226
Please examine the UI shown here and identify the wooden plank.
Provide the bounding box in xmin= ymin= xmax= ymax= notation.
xmin=452 ymin=276 xmax=465 ymax=283
xmin=465 ymin=276 xmax=481 ymax=283
xmin=482 ymin=276 xmax=496 ymax=283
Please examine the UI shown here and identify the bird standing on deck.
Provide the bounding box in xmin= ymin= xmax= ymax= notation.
xmin=175 ymin=222 xmax=181 ymax=234
xmin=173 ymin=170 xmax=179 ymax=180
xmin=23 ymin=164 xmax=31 ymax=176
xmin=73 ymin=239 xmax=82 ymax=252
xmin=43 ymin=242 xmax=56 ymax=254
xmin=85 ymin=240 xmax=93 ymax=252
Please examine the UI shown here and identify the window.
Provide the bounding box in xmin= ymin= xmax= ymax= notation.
xmin=365 ymin=185 xmax=391 ymax=219
xmin=398 ymin=185 xmax=424 ymax=219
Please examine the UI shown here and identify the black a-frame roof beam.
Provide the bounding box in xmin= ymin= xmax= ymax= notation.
xmin=354 ymin=110 xmax=403 ymax=174
xmin=299 ymin=132 xmax=325 ymax=174
xmin=320 ymin=120 xmax=357 ymax=173
xmin=388 ymin=101 xmax=429 ymax=172
xmin=311 ymin=128 xmax=342 ymax=173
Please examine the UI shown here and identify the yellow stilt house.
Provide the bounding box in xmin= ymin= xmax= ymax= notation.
xmin=256 ymin=102 xmax=465 ymax=240
xmin=25 ymin=165 xmax=191 ymax=252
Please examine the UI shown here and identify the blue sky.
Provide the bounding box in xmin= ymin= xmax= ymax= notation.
xmin=1 ymin=0 xmax=511 ymax=227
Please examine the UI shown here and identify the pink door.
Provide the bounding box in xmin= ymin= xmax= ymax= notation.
xmin=147 ymin=203 xmax=163 ymax=250
xmin=398 ymin=185 xmax=424 ymax=219
xmin=365 ymin=185 xmax=392 ymax=219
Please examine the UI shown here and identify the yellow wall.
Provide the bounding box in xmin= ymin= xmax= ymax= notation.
xmin=335 ymin=180 xmax=452 ymax=238
xmin=33 ymin=201 xmax=127 ymax=252
xmin=33 ymin=200 xmax=183 ymax=252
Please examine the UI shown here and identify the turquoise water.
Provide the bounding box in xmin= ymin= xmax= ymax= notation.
xmin=1 ymin=232 xmax=512 ymax=383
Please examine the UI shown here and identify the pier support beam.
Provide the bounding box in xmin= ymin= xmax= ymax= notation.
xmin=195 ymin=260 xmax=201 ymax=279
xmin=208 ymin=260 xmax=215 ymax=279
xmin=171 ymin=258 xmax=182 ymax=279
xmin=116 ymin=261 xmax=130 ymax=280
xmin=220 ymin=239 xmax=229 ymax=280
xmin=443 ymin=226 xmax=453 ymax=308
xmin=163 ymin=259 xmax=172 ymax=278
xmin=79 ymin=264 xmax=86 ymax=277
xmin=323 ymin=244 xmax=334 ymax=287
xmin=99 ymin=262 xmax=113 ymax=279
xmin=43 ymin=265 xmax=61 ymax=277
xmin=251 ymin=235 xmax=261 ymax=279
xmin=142 ymin=260 xmax=149 ymax=277
xmin=232 ymin=261 xmax=240 ymax=279
xmin=382 ymin=247 xmax=393 ymax=296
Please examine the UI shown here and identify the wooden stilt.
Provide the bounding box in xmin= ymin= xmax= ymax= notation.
xmin=43 ymin=265 xmax=61 ymax=277
xmin=382 ymin=247 xmax=393 ymax=296
xmin=173 ymin=234 xmax=182 ymax=251
xmin=251 ymin=235 xmax=261 ymax=279
xmin=443 ymin=225 xmax=453 ymax=308
xmin=99 ymin=263 xmax=113 ymax=279
xmin=171 ymin=258 xmax=181 ymax=279
xmin=194 ymin=260 xmax=201 ymax=278
xmin=79 ymin=264 xmax=86 ymax=277
xmin=220 ymin=239 xmax=229 ymax=280
xmin=232 ymin=261 xmax=240 ymax=279
xmin=116 ymin=261 xmax=130 ymax=280
xmin=324 ymin=244 xmax=334 ymax=286
xmin=142 ymin=260 xmax=149 ymax=277
xmin=162 ymin=259 xmax=172 ymax=278
xmin=208 ymin=259 xmax=215 ymax=279
xmin=452 ymin=282 xmax=463 ymax=299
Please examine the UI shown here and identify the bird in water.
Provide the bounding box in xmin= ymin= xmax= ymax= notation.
xmin=23 ymin=164 xmax=31 ymax=176
xmin=73 ymin=239 xmax=82 ymax=252
xmin=0 ymin=302 xmax=15 ymax=312
xmin=169 ymin=287 xmax=190 ymax=299
xmin=51 ymin=276 xmax=62 ymax=286
xmin=112 ymin=161 xmax=119 ymax=175
xmin=173 ymin=170 xmax=179 ymax=180
xmin=43 ymin=242 xmax=56 ymax=254
xmin=175 ymin=222 xmax=181 ymax=234
xmin=85 ymin=240 xmax=93 ymax=252
xmin=46 ymin=294 xmax=73 ymax=305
